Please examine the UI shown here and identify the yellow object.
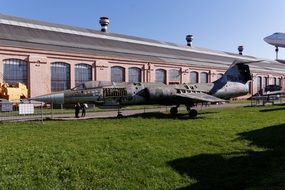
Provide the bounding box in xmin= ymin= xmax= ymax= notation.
xmin=0 ymin=82 xmax=28 ymax=101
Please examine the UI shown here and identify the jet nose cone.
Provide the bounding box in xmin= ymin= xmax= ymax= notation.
xmin=264 ymin=35 xmax=274 ymax=44
xmin=263 ymin=36 xmax=270 ymax=43
xmin=30 ymin=92 xmax=64 ymax=104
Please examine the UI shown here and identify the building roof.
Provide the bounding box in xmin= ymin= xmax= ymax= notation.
xmin=0 ymin=13 xmax=285 ymax=74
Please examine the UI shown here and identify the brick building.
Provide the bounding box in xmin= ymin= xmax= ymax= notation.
xmin=0 ymin=14 xmax=284 ymax=98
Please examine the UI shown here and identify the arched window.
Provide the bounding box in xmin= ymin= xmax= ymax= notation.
xmin=263 ymin=77 xmax=268 ymax=88
xmin=51 ymin=62 xmax=70 ymax=92
xmin=278 ymin=78 xmax=282 ymax=86
xmin=128 ymin=67 xmax=141 ymax=83
xmin=200 ymin=72 xmax=209 ymax=83
xmin=75 ymin=64 xmax=92 ymax=86
xmin=248 ymin=81 xmax=252 ymax=94
xmin=190 ymin=71 xmax=198 ymax=83
xmin=256 ymin=76 xmax=262 ymax=93
xmin=273 ymin=77 xmax=277 ymax=85
xmin=169 ymin=69 xmax=180 ymax=84
xmin=3 ymin=59 xmax=28 ymax=85
xmin=111 ymin=66 xmax=125 ymax=82
xmin=217 ymin=73 xmax=223 ymax=80
xmin=155 ymin=69 xmax=166 ymax=84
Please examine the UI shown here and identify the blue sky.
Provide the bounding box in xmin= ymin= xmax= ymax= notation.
xmin=0 ymin=0 xmax=285 ymax=59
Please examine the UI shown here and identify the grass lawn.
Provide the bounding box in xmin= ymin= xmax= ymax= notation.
xmin=0 ymin=105 xmax=285 ymax=189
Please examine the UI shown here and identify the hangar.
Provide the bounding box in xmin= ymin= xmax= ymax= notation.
xmin=0 ymin=14 xmax=284 ymax=98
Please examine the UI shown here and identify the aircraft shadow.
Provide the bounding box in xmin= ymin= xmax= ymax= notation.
xmin=168 ymin=123 xmax=285 ymax=189
xmin=198 ymin=111 xmax=218 ymax=115
xmin=123 ymin=112 xmax=209 ymax=120
xmin=96 ymin=111 xmax=218 ymax=120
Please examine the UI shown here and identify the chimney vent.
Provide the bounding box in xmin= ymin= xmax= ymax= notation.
xmin=238 ymin=45 xmax=244 ymax=55
xmin=186 ymin=35 xmax=193 ymax=47
xmin=99 ymin=17 xmax=110 ymax=32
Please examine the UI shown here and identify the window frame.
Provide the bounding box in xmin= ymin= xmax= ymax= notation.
xmin=51 ymin=62 xmax=71 ymax=92
xmin=75 ymin=63 xmax=92 ymax=86
xmin=155 ymin=69 xmax=166 ymax=84
xmin=3 ymin=58 xmax=28 ymax=85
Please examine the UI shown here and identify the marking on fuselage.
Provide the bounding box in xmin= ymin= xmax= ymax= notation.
xmin=103 ymin=88 xmax=127 ymax=98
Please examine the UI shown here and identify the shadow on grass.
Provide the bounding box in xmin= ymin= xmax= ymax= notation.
xmin=121 ymin=112 xmax=211 ymax=120
xmin=198 ymin=111 xmax=218 ymax=115
xmin=244 ymin=102 xmax=285 ymax=106
xmin=168 ymin=123 xmax=285 ymax=189
xmin=259 ymin=106 xmax=285 ymax=112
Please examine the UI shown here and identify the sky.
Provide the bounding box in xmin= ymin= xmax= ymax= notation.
xmin=0 ymin=0 xmax=285 ymax=60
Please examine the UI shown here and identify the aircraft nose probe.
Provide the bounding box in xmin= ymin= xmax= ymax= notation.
xmin=30 ymin=92 xmax=64 ymax=104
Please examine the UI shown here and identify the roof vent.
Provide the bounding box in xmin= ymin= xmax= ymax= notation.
xmin=99 ymin=17 xmax=110 ymax=32
xmin=186 ymin=35 xmax=193 ymax=47
xmin=238 ymin=45 xmax=244 ymax=55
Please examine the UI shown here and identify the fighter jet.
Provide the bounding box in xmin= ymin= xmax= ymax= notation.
xmin=31 ymin=60 xmax=252 ymax=118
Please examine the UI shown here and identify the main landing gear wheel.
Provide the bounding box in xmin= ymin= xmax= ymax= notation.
xmin=170 ymin=107 xmax=178 ymax=116
xmin=188 ymin=109 xmax=198 ymax=118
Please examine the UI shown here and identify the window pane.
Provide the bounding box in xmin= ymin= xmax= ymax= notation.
xmin=278 ymin=78 xmax=282 ymax=86
xmin=248 ymin=81 xmax=252 ymax=94
xmin=169 ymin=69 xmax=179 ymax=82
xmin=111 ymin=66 xmax=125 ymax=82
xmin=200 ymin=72 xmax=208 ymax=83
xmin=128 ymin=67 xmax=141 ymax=83
xmin=256 ymin=76 xmax=262 ymax=93
xmin=75 ymin=64 xmax=92 ymax=86
xmin=155 ymin=69 xmax=166 ymax=84
xmin=190 ymin=71 xmax=198 ymax=83
xmin=263 ymin=77 xmax=268 ymax=88
xmin=51 ymin=62 xmax=70 ymax=92
xmin=273 ymin=77 xmax=277 ymax=85
xmin=3 ymin=59 xmax=28 ymax=85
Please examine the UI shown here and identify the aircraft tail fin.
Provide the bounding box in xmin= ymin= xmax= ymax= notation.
xmin=218 ymin=60 xmax=252 ymax=84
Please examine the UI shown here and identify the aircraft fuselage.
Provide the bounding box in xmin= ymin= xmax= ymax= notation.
xmin=36 ymin=81 xmax=248 ymax=109
xmin=30 ymin=61 xmax=252 ymax=114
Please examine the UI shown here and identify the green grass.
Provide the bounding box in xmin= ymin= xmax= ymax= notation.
xmin=0 ymin=105 xmax=285 ymax=189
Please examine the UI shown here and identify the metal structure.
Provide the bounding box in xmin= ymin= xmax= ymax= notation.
xmin=31 ymin=60 xmax=253 ymax=118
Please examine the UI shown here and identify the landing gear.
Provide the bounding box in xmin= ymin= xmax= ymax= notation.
xmin=170 ymin=106 xmax=178 ymax=116
xmin=187 ymin=105 xmax=198 ymax=118
xmin=188 ymin=109 xmax=198 ymax=118
xmin=170 ymin=105 xmax=197 ymax=118
xmin=117 ymin=112 xmax=123 ymax=118
xmin=117 ymin=107 xmax=123 ymax=118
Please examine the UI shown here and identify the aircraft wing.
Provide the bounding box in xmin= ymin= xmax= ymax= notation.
xmin=176 ymin=92 xmax=225 ymax=103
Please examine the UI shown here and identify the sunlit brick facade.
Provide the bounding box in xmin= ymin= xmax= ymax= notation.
xmin=0 ymin=14 xmax=284 ymax=98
